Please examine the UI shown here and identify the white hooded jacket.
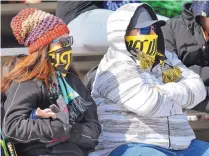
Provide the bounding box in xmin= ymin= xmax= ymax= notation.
xmin=90 ymin=3 xmax=206 ymax=156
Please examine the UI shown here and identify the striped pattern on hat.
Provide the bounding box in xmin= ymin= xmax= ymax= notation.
xmin=10 ymin=8 xmax=69 ymax=54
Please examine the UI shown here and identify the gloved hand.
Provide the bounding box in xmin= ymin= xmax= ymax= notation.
xmin=46 ymin=95 xmax=72 ymax=148
xmin=50 ymin=95 xmax=72 ymax=131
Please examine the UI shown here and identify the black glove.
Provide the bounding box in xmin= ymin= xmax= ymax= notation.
xmin=46 ymin=95 xmax=72 ymax=147
xmin=50 ymin=95 xmax=72 ymax=131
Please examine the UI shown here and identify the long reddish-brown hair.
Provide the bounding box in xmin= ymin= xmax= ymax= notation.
xmin=1 ymin=46 xmax=55 ymax=93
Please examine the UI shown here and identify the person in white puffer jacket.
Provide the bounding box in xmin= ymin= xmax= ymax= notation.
xmin=89 ymin=3 xmax=209 ymax=156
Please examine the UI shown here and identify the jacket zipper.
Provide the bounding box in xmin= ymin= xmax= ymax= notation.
xmin=167 ymin=117 xmax=171 ymax=148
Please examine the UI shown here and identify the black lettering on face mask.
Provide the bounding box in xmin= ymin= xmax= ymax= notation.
xmin=133 ymin=40 xmax=148 ymax=51
xmin=126 ymin=39 xmax=148 ymax=52
xmin=125 ymin=40 xmax=133 ymax=50
xmin=48 ymin=46 xmax=72 ymax=74
xmin=147 ymin=39 xmax=157 ymax=56
xmin=127 ymin=39 xmax=157 ymax=55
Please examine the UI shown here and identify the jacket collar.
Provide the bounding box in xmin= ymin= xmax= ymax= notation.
xmin=182 ymin=3 xmax=194 ymax=20
xmin=181 ymin=2 xmax=204 ymax=35
xmin=182 ymin=3 xmax=195 ymax=28
xmin=181 ymin=3 xmax=206 ymax=54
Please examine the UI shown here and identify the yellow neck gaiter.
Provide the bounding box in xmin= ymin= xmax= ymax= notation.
xmin=125 ymin=35 xmax=159 ymax=58
xmin=125 ymin=35 xmax=182 ymax=83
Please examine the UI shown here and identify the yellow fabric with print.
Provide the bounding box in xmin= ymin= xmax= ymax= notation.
xmin=48 ymin=45 xmax=72 ymax=77
xmin=125 ymin=35 xmax=163 ymax=58
xmin=125 ymin=35 xmax=163 ymax=67
xmin=125 ymin=35 xmax=182 ymax=83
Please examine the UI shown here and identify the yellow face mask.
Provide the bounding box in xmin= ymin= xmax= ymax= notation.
xmin=48 ymin=45 xmax=72 ymax=76
xmin=125 ymin=35 xmax=161 ymax=59
xmin=125 ymin=34 xmax=182 ymax=84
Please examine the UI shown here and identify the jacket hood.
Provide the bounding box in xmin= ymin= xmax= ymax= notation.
xmin=182 ymin=3 xmax=194 ymax=21
xmin=183 ymin=2 xmax=193 ymax=13
xmin=107 ymin=3 xmax=165 ymax=56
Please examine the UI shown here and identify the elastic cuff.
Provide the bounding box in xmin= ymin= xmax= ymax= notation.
xmin=30 ymin=109 xmax=39 ymax=120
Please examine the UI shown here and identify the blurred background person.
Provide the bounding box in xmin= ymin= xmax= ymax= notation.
xmin=162 ymin=1 xmax=209 ymax=113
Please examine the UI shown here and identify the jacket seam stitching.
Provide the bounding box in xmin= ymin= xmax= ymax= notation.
xmin=3 ymin=82 xmax=49 ymax=143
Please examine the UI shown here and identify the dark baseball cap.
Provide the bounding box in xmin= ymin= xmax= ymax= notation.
xmin=127 ymin=7 xmax=166 ymax=29
xmin=191 ymin=1 xmax=209 ymax=24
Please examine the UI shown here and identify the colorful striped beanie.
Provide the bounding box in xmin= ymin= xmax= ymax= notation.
xmin=10 ymin=8 xmax=69 ymax=54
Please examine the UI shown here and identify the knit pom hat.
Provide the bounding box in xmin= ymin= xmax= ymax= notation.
xmin=10 ymin=8 xmax=69 ymax=54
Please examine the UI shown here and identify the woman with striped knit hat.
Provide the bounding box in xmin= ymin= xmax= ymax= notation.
xmin=1 ymin=8 xmax=101 ymax=156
